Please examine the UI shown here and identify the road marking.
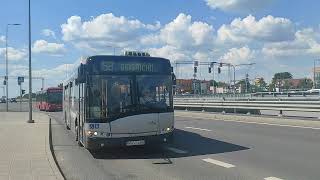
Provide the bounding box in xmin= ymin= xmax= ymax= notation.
xmin=165 ymin=147 xmax=188 ymax=154
xmin=185 ymin=126 xmax=212 ymax=132
xmin=202 ymin=158 xmax=235 ymax=168
xmin=264 ymin=177 xmax=283 ymax=180
xmin=177 ymin=115 xmax=320 ymax=130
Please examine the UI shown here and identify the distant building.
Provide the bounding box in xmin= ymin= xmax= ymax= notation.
xmin=176 ymin=79 xmax=210 ymax=94
xmin=313 ymin=67 xmax=320 ymax=88
xmin=176 ymin=79 xmax=193 ymax=94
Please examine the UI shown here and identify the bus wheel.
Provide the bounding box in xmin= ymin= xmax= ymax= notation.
xmin=75 ymin=125 xmax=79 ymax=141
xmin=65 ymin=112 xmax=70 ymax=130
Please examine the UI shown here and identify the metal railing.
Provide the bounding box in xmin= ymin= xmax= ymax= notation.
xmin=174 ymin=96 xmax=320 ymax=116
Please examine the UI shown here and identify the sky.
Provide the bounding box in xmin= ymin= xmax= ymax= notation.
xmin=0 ymin=0 xmax=320 ymax=97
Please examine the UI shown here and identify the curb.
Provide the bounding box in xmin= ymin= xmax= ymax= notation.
xmin=46 ymin=117 xmax=66 ymax=180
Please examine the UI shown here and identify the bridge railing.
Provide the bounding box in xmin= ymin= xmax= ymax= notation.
xmin=174 ymin=96 xmax=320 ymax=116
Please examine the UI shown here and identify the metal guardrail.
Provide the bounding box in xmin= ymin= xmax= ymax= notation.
xmin=174 ymin=97 xmax=320 ymax=115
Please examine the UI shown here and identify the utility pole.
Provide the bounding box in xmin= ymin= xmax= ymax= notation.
xmin=27 ymin=0 xmax=34 ymax=123
xmin=5 ymin=23 xmax=21 ymax=112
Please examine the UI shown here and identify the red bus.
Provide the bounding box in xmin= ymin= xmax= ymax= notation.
xmin=36 ymin=87 xmax=63 ymax=111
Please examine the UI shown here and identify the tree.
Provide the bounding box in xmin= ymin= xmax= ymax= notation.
xmin=254 ymin=78 xmax=267 ymax=92
xmin=297 ymin=78 xmax=313 ymax=90
xmin=272 ymin=72 xmax=293 ymax=83
xmin=236 ymin=79 xmax=251 ymax=93
xmin=271 ymin=72 xmax=293 ymax=91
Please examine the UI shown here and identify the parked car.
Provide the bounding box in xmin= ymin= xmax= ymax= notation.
xmin=10 ymin=98 xmax=17 ymax=103
xmin=0 ymin=98 xmax=6 ymax=103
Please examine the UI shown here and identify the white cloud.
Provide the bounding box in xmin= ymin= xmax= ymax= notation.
xmin=219 ymin=46 xmax=256 ymax=64
xmin=158 ymin=13 xmax=215 ymax=49
xmin=41 ymin=29 xmax=56 ymax=39
xmin=205 ymin=0 xmax=273 ymax=13
xmin=32 ymin=40 xmax=66 ymax=55
xmin=0 ymin=47 xmax=27 ymax=61
xmin=0 ymin=36 xmax=5 ymax=44
xmin=217 ymin=15 xmax=295 ymax=44
xmin=61 ymin=13 xmax=160 ymax=51
xmin=262 ymin=28 xmax=320 ymax=57
xmin=147 ymin=45 xmax=189 ymax=62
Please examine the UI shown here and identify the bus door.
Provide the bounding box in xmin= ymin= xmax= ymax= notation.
xmin=79 ymin=83 xmax=85 ymax=143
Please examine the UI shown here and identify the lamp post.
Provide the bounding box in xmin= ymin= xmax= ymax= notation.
xmin=27 ymin=0 xmax=34 ymax=123
xmin=5 ymin=23 xmax=21 ymax=112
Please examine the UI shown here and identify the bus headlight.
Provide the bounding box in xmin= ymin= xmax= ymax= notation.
xmin=87 ymin=131 xmax=98 ymax=137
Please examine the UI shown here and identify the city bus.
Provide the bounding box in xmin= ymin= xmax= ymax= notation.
xmin=36 ymin=87 xmax=63 ymax=111
xmin=63 ymin=53 xmax=174 ymax=150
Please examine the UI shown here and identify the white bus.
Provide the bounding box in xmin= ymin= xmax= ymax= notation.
xmin=63 ymin=54 xmax=174 ymax=150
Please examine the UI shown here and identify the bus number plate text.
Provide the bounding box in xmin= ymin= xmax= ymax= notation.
xmin=126 ymin=140 xmax=145 ymax=146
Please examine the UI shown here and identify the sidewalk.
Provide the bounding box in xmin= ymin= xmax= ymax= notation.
xmin=0 ymin=112 xmax=64 ymax=180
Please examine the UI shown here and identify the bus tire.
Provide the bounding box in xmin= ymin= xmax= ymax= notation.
xmin=75 ymin=119 xmax=79 ymax=142
xmin=65 ymin=112 xmax=70 ymax=130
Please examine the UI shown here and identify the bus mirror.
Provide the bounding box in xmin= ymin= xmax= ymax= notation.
xmin=172 ymin=74 xmax=176 ymax=85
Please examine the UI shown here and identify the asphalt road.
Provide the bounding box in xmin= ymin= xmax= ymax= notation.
xmin=48 ymin=111 xmax=320 ymax=180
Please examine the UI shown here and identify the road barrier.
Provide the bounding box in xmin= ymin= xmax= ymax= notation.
xmin=174 ymin=97 xmax=320 ymax=116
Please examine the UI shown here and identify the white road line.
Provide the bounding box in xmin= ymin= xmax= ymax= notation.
xmin=177 ymin=115 xmax=320 ymax=130
xmin=165 ymin=147 xmax=188 ymax=154
xmin=185 ymin=126 xmax=212 ymax=132
xmin=264 ymin=177 xmax=284 ymax=180
xmin=202 ymin=158 xmax=235 ymax=168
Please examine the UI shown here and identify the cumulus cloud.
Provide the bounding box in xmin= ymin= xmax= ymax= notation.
xmin=219 ymin=46 xmax=256 ymax=64
xmin=154 ymin=13 xmax=215 ymax=49
xmin=61 ymin=13 xmax=160 ymax=51
xmin=0 ymin=47 xmax=27 ymax=61
xmin=217 ymin=15 xmax=295 ymax=44
xmin=205 ymin=0 xmax=274 ymax=13
xmin=0 ymin=36 xmax=5 ymax=44
xmin=32 ymin=40 xmax=66 ymax=55
xmin=41 ymin=29 xmax=56 ymax=39
xmin=262 ymin=28 xmax=320 ymax=57
xmin=147 ymin=45 xmax=189 ymax=62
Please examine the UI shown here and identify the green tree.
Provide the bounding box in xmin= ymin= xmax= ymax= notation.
xmin=271 ymin=72 xmax=293 ymax=91
xmin=272 ymin=72 xmax=293 ymax=83
xmin=297 ymin=78 xmax=313 ymax=90
xmin=236 ymin=79 xmax=251 ymax=93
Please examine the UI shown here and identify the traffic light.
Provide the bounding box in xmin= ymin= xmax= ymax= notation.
xmin=194 ymin=61 xmax=199 ymax=67
xmin=21 ymin=89 xmax=26 ymax=95
xmin=208 ymin=67 xmax=212 ymax=73
xmin=3 ymin=80 xmax=6 ymax=85
xmin=218 ymin=67 xmax=221 ymax=74
xmin=219 ymin=63 xmax=223 ymax=67
xmin=194 ymin=67 xmax=198 ymax=73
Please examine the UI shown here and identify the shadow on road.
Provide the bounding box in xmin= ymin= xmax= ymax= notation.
xmin=91 ymin=129 xmax=249 ymax=160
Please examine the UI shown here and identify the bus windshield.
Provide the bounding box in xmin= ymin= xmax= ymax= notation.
xmin=47 ymin=92 xmax=63 ymax=104
xmin=87 ymin=75 xmax=173 ymax=121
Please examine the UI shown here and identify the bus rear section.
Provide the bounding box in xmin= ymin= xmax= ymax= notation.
xmin=36 ymin=87 xmax=63 ymax=112
xmin=64 ymin=55 xmax=175 ymax=150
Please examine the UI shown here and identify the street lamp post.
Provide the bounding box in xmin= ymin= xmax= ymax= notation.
xmin=27 ymin=0 xmax=34 ymax=123
xmin=5 ymin=23 xmax=21 ymax=112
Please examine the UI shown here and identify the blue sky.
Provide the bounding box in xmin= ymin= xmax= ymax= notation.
xmin=0 ymin=0 xmax=320 ymax=97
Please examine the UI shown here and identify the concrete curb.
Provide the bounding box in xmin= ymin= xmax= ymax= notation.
xmin=46 ymin=117 xmax=65 ymax=180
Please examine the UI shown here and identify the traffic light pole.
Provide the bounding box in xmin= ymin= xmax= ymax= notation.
xmin=19 ymin=83 xmax=22 ymax=112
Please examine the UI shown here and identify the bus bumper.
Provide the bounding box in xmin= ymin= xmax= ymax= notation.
xmin=86 ymin=131 xmax=173 ymax=150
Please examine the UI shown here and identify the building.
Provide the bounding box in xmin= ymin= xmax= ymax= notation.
xmin=176 ymin=79 xmax=193 ymax=94
xmin=176 ymin=79 xmax=211 ymax=94
xmin=313 ymin=67 xmax=320 ymax=88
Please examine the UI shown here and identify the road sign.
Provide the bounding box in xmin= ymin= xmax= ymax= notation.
xmin=18 ymin=77 xmax=24 ymax=85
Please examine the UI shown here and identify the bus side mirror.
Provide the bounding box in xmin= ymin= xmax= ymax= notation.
xmin=77 ymin=64 xmax=86 ymax=83
xmin=172 ymin=73 xmax=176 ymax=85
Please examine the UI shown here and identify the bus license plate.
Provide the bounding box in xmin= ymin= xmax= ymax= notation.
xmin=126 ymin=140 xmax=145 ymax=146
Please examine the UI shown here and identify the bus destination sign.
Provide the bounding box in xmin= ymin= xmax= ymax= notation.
xmin=101 ymin=61 xmax=155 ymax=73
